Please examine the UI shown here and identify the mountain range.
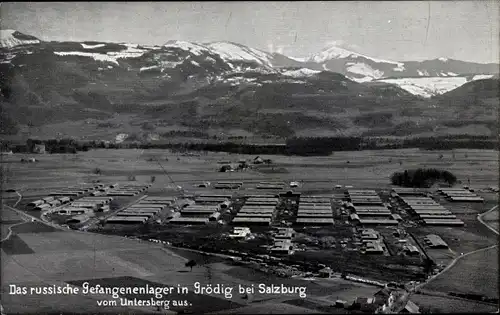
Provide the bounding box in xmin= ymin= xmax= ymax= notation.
xmin=0 ymin=30 xmax=498 ymax=141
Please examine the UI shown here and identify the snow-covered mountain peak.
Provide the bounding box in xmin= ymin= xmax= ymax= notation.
xmin=0 ymin=29 xmax=41 ymax=48
xmin=206 ymin=41 xmax=274 ymax=68
xmin=309 ymin=44 xmax=404 ymax=67
xmin=309 ymin=45 xmax=357 ymax=62
xmin=163 ymin=40 xmax=210 ymax=56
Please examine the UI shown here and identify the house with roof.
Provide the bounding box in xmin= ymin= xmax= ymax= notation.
xmin=33 ymin=143 xmax=46 ymax=154
xmin=253 ymin=156 xmax=264 ymax=164
xmin=318 ymin=267 xmax=333 ymax=278
xmin=373 ymin=287 xmax=395 ymax=307
xmin=400 ymin=300 xmax=420 ymax=313
xmin=352 ymin=297 xmax=377 ymax=312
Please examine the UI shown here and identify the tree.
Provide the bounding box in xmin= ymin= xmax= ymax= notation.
xmin=151 ymin=175 xmax=156 ymax=183
xmin=219 ymin=165 xmax=231 ymax=172
xmin=185 ymin=259 xmax=197 ymax=271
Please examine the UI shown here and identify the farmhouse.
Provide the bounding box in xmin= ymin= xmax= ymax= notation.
xmin=245 ymin=194 xmax=278 ymax=199
xmin=57 ymin=197 xmax=71 ymax=204
xmin=351 ymin=200 xmax=384 ymax=206
xmin=232 ymin=217 xmax=271 ymax=226
xmin=69 ymin=202 xmax=100 ymax=210
xmin=27 ymin=200 xmax=45 ymax=208
xmin=107 ymin=192 xmax=137 ymax=196
xmin=401 ymin=300 xmax=420 ymax=314
xmin=229 ymin=227 xmax=251 ymax=239
xmin=143 ymin=196 xmax=176 ymax=202
xmin=358 ymin=218 xmax=398 ymax=225
xmin=256 ymin=184 xmax=285 ymax=190
xmin=130 ymin=204 xmax=165 ymax=209
xmin=34 ymin=204 xmax=51 ymax=211
xmin=58 ymin=207 xmax=91 ymax=215
xmin=419 ymin=214 xmax=457 ymax=219
xmin=32 ymin=143 xmax=46 ymax=154
xmin=216 ymin=181 xmax=243 ymax=186
xmin=300 ymin=196 xmax=332 ymax=203
xmin=106 ymin=216 xmax=148 ymax=224
xmin=237 ymin=213 xmax=273 ymax=218
xmin=219 ymin=200 xmax=232 ymax=209
xmin=42 ymin=196 xmax=55 ymax=203
xmin=319 ymin=267 xmax=333 ymax=278
xmin=209 ymin=212 xmax=221 ymax=221
xmin=447 ymin=196 xmax=484 ymax=202
xmin=182 ymin=209 xmax=216 ymax=216
xmin=347 ymin=191 xmax=378 ymax=196
xmin=48 ymin=200 xmax=61 ymax=207
xmin=391 ymin=214 xmax=403 ymax=221
xmin=273 ymin=228 xmax=295 ymax=239
xmin=356 ymin=211 xmax=392 ymax=217
xmin=245 ymin=200 xmax=278 ymax=206
xmin=117 ymin=212 xmax=155 ymax=218
xmin=295 ymin=218 xmax=334 ymax=225
xmin=195 ymin=197 xmax=230 ymax=204
xmin=169 ymin=217 xmax=209 ymax=225
xmin=423 ymin=234 xmax=448 ymax=248
xmin=423 ymin=218 xmax=464 ymax=226
xmin=350 ymin=213 xmax=360 ymax=222
xmin=352 ymin=297 xmax=377 ymax=312
xmin=360 ymin=229 xmax=379 ymax=240
xmin=392 ymin=188 xmax=426 ymax=196
xmin=123 ymin=208 xmax=160 ymax=214
xmin=403 ymin=245 xmax=420 ymax=255
xmin=238 ymin=209 xmax=274 ymax=214
xmin=270 ymin=239 xmax=294 ymax=255
xmin=49 ymin=192 xmax=81 ymax=197
xmin=364 ymin=241 xmax=384 ymax=254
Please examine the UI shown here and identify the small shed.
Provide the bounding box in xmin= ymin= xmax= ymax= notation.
xmin=33 ymin=144 xmax=46 ymax=154
xmin=401 ymin=300 xmax=420 ymax=314
xmin=319 ymin=267 xmax=333 ymax=278
xmin=253 ymin=156 xmax=264 ymax=164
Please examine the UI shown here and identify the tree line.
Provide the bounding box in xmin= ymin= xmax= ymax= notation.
xmin=390 ymin=168 xmax=457 ymax=188
xmin=1 ymin=134 xmax=496 ymax=157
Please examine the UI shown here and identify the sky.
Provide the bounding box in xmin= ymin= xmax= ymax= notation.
xmin=1 ymin=1 xmax=498 ymax=63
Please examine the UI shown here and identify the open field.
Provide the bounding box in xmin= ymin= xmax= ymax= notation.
xmin=481 ymin=206 xmax=499 ymax=232
xmin=410 ymin=293 xmax=499 ymax=313
xmin=422 ymin=246 xmax=498 ymax=298
xmin=1 ymin=206 xmax=26 ymax=239
xmin=2 ymin=149 xmax=498 ymax=195
xmin=1 ymin=148 xmax=498 ymax=313
xmin=1 ymin=207 xmax=389 ymax=314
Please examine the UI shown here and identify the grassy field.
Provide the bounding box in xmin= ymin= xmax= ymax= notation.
xmin=0 ymin=206 xmax=26 ymax=239
xmin=3 ymin=149 xmax=498 ymax=195
xmin=1 ymin=215 xmax=388 ymax=314
xmin=422 ymin=246 xmax=498 ymax=298
xmin=481 ymin=207 xmax=499 ymax=232
xmin=410 ymin=293 xmax=498 ymax=313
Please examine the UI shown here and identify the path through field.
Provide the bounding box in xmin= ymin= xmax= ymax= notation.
xmin=413 ymin=204 xmax=499 ymax=309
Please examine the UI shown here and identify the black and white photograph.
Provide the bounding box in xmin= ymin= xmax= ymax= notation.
xmin=0 ymin=1 xmax=499 ymax=314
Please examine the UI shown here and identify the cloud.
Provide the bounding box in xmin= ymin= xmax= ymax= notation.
xmin=267 ymin=40 xmax=274 ymax=53
xmin=266 ymin=41 xmax=285 ymax=54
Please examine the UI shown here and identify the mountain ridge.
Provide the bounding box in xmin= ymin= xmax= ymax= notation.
xmin=0 ymin=30 xmax=498 ymax=141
